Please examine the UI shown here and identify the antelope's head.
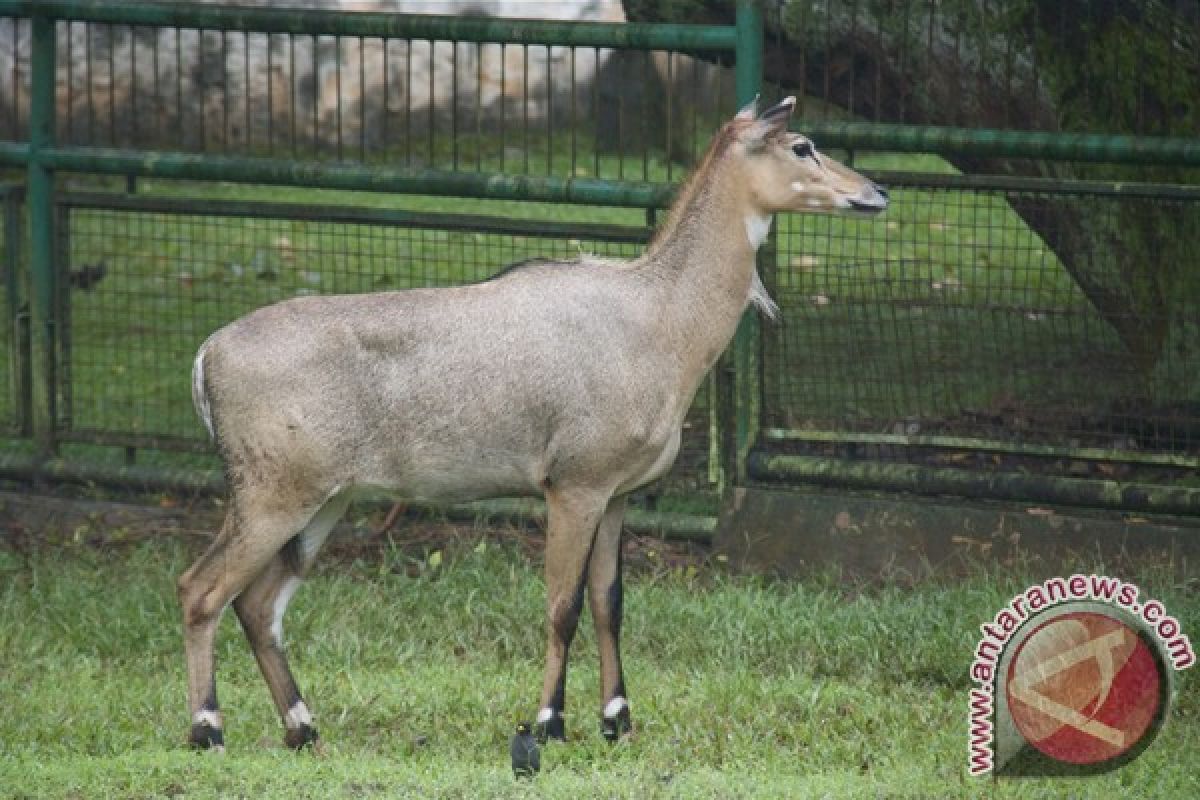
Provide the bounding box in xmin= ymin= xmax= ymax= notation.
xmin=733 ymin=96 xmax=888 ymax=217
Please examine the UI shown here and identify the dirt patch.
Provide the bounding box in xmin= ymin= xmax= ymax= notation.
xmin=0 ymin=488 xmax=710 ymax=575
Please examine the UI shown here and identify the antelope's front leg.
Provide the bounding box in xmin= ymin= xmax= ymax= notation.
xmin=588 ymin=494 xmax=632 ymax=741
xmin=536 ymin=487 xmax=608 ymax=741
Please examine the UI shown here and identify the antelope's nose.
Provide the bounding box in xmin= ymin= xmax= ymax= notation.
xmin=848 ymin=182 xmax=889 ymax=213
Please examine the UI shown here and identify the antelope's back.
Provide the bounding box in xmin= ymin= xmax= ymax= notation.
xmin=191 ymin=261 xmax=681 ymax=500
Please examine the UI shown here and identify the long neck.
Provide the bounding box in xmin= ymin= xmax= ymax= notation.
xmin=641 ymin=154 xmax=766 ymax=378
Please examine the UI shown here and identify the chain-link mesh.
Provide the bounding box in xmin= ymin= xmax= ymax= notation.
xmin=56 ymin=192 xmax=714 ymax=492
xmin=766 ymin=182 xmax=1200 ymax=463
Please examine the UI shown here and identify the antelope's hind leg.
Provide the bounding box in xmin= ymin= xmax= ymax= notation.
xmin=177 ymin=490 xmax=346 ymax=751
xmin=233 ymin=492 xmax=350 ymax=750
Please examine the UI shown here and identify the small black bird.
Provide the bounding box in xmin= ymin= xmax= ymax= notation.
xmin=510 ymin=721 xmax=540 ymax=778
xmin=68 ymin=261 xmax=107 ymax=291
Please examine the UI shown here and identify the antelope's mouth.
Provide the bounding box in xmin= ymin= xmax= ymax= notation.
xmin=848 ymin=183 xmax=889 ymax=214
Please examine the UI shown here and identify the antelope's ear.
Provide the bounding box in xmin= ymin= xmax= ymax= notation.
xmin=734 ymin=94 xmax=759 ymax=121
xmin=744 ymin=96 xmax=796 ymax=144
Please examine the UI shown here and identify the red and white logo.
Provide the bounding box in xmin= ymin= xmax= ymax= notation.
xmin=1006 ymin=611 xmax=1162 ymax=766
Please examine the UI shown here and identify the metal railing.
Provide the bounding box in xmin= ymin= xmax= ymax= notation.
xmin=1 ymin=1 xmax=1198 ymax=523
xmin=0 ymin=0 xmax=764 ymax=533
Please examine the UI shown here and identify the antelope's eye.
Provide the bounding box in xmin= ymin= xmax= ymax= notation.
xmin=792 ymin=141 xmax=814 ymax=159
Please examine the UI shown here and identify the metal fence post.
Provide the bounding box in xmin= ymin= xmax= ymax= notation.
xmin=3 ymin=186 xmax=31 ymax=436
xmin=729 ymin=0 xmax=763 ymax=485
xmin=28 ymin=10 xmax=58 ymax=455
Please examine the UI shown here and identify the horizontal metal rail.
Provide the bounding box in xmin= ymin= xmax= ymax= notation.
xmin=0 ymin=0 xmax=738 ymax=50
xmin=748 ymin=452 xmax=1200 ymax=517
xmin=0 ymin=452 xmax=716 ymax=541
xmin=0 ymin=145 xmax=675 ymax=208
xmin=804 ymin=121 xmax=1200 ymax=167
xmin=58 ymin=192 xmax=652 ymax=242
xmin=9 ymin=144 xmax=1199 ymax=209
xmin=867 ymin=171 xmax=1200 ymax=200
xmin=763 ymin=429 xmax=1200 ymax=470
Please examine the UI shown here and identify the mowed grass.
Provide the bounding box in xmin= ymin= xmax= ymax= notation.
xmin=1 ymin=531 xmax=1198 ymax=798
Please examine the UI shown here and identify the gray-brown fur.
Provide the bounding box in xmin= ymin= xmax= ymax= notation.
xmin=177 ymin=96 xmax=886 ymax=750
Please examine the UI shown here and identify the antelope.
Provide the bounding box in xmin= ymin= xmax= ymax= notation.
xmin=179 ymin=95 xmax=887 ymax=751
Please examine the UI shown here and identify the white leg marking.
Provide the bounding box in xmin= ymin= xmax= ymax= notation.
xmin=193 ymin=709 xmax=223 ymax=729
xmin=284 ymin=700 xmax=313 ymax=730
xmin=270 ymin=575 xmax=302 ymax=648
xmin=536 ymin=707 xmax=556 ymax=724
xmin=743 ymin=212 xmax=773 ymax=250
xmin=603 ymin=696 xmax=629 ymax=719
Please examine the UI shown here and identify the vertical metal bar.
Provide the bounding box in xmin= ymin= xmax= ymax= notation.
xmin=312 ymin=34 xmax=319 ymax=157
xmin=289 ymin=34 xmax=297 ymax=155
xmin=175 ymin=26 xmax=183 ymax=145
xmin=616 ymin=52 xmax=624 ymax=180
xmin=85 ymin=21 xmax=94 ymax=142
xmin=451 ymin=38 xmax=458 ymax=169
xmin=221 ymin=29 xmax=230 ymax=149
xmin=688 ymin=54 xmax=697 ymax=165
xmin=267 ymin=33 xmax=274 ymax=152
xmin=428 ymin=38 xmax=435 ymax=165
xmin=5 ymin=188 xmax=30 ymax=436
xmin=591 ymin=46 xmax=599 ymax=179
xmin=382 ymin=37 xmax=390 ymax=157
xmin=499 ymin=43 xmax=506 ymax=172
xmin=569 ymin=46 xmax=577 ymax=177
xmin=64 ymin=22 xmax=74 ymax=142
xmin=131 ymin=25 xmax=140 ymax=144
xmin=545 ymin=45 xmax=552 ymax=175
xmin=335 ymin=36 xmax=343 ymax=161
xmin=665 ymin=51 xmax=673 ymax=182
xmin=640 ymin=49 xmax=649 ymax=181
xmin=108 ymin=24 xmax=116 ymax=144
xmin=359 ymin=36 xmax=366 ymax=161
xmin=8 ymin=20 xmax=16 ymax=137
xmin=152 ymin=25 xmax=161 ymax=145
xmin=197 ymin=30 xmax=207 ymax=151
xmin=1002 ymin=1 xmax=1013 ymax=128
xmin=847 ymin=0 xmax=858 ymax=115
xmin=54 ymin=195 xmax=71 ymax=435
xmin=245 ymin=31 xmax=252 ymax=151
xmin=28 ymin=10 xmax=57 ymax=454
xmin=476 ymin=42 xmax=483 ymax=172
xmin=404 ymin=39 xmax=412 ymax=166
xmin=730 ymin=0 xmax=762 ymax=486
xmin=522 ymin=44 xmax=529 ymax=173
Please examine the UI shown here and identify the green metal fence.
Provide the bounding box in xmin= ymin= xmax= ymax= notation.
xmin=1 ymin=182 xmax=28 ymax=437
xmin=758 ymin=173 xmax=1200 ymax=513
xmin=0 ymin=0 xmax=761 ymax=520
xmin=0 ymin=1 xmax=1198 ymax=522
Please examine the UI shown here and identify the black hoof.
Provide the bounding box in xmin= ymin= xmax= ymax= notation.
xmin=284 ymin=724 xmax=320 ymax=751
xmin=601 ymin=706 xmax=632 ymax=742
xmin=534 ymin=714 xmax=565 ymax=743
xmin=188 ymin=722 xmax=225 ymax=750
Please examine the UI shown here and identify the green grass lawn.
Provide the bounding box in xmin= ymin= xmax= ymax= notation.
xmin=1 ymin=528 xmax=1197 ymax=798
